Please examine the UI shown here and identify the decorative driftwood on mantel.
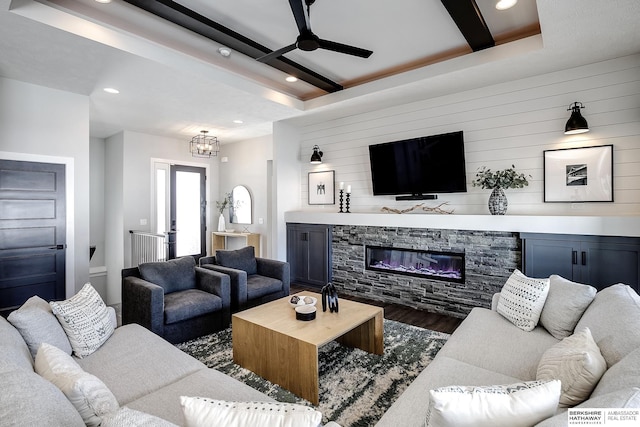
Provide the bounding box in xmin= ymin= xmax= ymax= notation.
xmin=380 ymin=202 xmax=454 ymax=215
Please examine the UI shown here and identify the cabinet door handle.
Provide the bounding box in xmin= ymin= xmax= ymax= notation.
xmin=582 ymin=251 xmax=587 ymax=265
xmin=572 ymin=250 xmax=578 ymax=265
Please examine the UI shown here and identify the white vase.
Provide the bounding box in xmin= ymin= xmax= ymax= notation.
xmin=217 ymin=213 xmax=226 ymax=232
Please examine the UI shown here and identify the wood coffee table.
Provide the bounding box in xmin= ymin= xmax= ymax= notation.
xmin=232 ymin=292 xmax=384 ymax=405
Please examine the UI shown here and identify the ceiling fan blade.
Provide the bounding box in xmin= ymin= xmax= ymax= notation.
xmin=318 ymin=39 xmax=373 ymax=58
xmin=289 ymin=0 xmax=311 ymax=34
xmin=256 ymin=43 xmax=298 ymax=63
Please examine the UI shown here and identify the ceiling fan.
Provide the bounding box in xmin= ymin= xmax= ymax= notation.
xmin=257 ymin=0 xmax=373 ymax=63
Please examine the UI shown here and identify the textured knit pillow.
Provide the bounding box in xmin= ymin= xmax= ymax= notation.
xmin=539 ymin=275 xmax=597 ymax=339
xmin=537 ymin=327 xmax=607 ymax=408
xmin=35 ymin=343 xmax=119 ymax=426
xmin=100 ymin=407 xmax=178 ymax=427
xmin=180 ymin=397 xmax=323 ymax=427
xmin=7 ymin=295 xmax=73 ymax=358
xmin=49 ymin=283 xmax=115 ymax=358
xmin=426 ymin=380 xmax=561 ymax=427
xmin=496 ymin=269 xmax=550 ymax=331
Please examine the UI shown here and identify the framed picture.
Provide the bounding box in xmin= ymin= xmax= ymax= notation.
xmin=308 ymin=170 xmax=335 ymax=205
xmin=544 ymin=145 xmax=613 ymax=202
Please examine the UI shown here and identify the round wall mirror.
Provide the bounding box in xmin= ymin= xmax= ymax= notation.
xmin=229 ymin=185 xmax=252 ymax=224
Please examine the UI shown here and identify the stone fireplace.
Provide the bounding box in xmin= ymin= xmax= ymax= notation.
xmin=365 ymin=246 xmax=465 ymax=284
xmin=332 ymin=225 xmax=521 ymax=318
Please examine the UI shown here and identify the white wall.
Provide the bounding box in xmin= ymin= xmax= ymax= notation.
xmin=218 ymin=135 xmax=272 ymax=256
xmin=273 ymin=121 xmax=302 ymax=260
xmin=90 ymin=137 xmax=106 ymax=267
xmin=293 ymin=54 xmax=640 ymax=217
xmin=104 ymin=132 xmax=124 ymax=304
xmin=89 ymin=137 xmax=107 ymax=300
xmin=0 ymin=77 xmax=90 ymax=298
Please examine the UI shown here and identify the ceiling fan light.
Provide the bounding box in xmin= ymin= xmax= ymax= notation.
xmin=564 ymin=102 xmax=590 ymax=135
xmin=496 ymin=0 xmax=517 ymax=10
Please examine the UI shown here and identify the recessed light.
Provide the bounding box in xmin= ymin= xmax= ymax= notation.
xmin=103 ymin=87 xmax=119 ymax=94
xmin=495 ymin=0 xmax=517 ymax=10
xmin=95 ymin=0 xmax=112 ymax=4
xmin=233 ymin=120 xmax=244 ymax=124
xmin=218 ymin=47 xmax=232 ymax=57
xmin=285 ymin=76 xmax=298 ymax=83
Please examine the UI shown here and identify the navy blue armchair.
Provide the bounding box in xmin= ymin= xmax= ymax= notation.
xmin=199 ymin=246 xmax=290 ymax=312
xmin=121 ymin=256 xmax=231 ymax=343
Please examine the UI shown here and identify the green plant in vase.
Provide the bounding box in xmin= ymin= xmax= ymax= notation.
xmin=472 ymin=165 xmax=530 ymax=215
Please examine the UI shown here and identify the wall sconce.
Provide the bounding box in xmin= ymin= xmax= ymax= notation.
xmin=565 ymin=102 xmax=590 ymax=135
xmin=310 ymin=145 xmax=323 ymax=164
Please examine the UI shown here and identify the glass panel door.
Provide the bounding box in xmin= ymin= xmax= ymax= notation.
xmin=170 ymin=165 xmax=206 ymax=258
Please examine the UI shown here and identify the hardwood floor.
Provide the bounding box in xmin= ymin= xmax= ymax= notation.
xmin=290 ymin=283 xmax=463 ymax=334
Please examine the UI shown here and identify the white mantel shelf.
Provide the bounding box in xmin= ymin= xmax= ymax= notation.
xmin=284 ymin=211 xmax=640 ymax=238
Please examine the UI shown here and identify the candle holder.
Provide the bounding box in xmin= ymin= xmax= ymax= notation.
xmin=345 ymin=192 xmax=351 ymax=213
xmin=339 ymin=190 xmax=344 ymax=213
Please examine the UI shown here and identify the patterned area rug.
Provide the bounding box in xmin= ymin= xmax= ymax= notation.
xmin=176 ymin=319 xmax=449 ymax=427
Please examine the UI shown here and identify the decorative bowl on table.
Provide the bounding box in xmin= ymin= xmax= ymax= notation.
xmin=289 ymin=295 xmax=317 ymax=308
xmin=224 ymin=229 xmax=234 ymax=233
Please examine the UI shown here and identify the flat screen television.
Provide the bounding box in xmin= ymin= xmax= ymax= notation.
xmin=368 ymin=131 xmax=467 ymax=200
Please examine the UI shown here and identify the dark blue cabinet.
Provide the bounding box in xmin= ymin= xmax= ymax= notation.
xmin=286 ymin=223 xmax=332 ymax=288
xmin=521 ymin=233 xmax=640 ymax=293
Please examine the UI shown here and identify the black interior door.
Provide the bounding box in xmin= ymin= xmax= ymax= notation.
xmin=0 ymin=160 xmax=66 ymax=313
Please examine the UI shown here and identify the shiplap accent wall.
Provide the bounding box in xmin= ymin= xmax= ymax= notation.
xmin=297 ymin=54 xmax=640 ymax=216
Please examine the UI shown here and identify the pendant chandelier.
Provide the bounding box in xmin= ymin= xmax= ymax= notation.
xmin=190 ymin=130 xmax=220 ymax=158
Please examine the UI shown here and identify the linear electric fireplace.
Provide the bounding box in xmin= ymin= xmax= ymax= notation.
xmin=365 ymin=245 xmax=465 ymax=283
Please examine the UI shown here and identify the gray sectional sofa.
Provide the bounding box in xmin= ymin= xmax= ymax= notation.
xmin=3 ymin=276 xmax=638 ymax=426
xmin=0 ymin=316 xmax=273 ymax=426
xmin=376 ymin=281 xmax=640 ymax=426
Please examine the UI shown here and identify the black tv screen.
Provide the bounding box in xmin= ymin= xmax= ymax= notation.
xmin=368 ymin=131 xmax=467 ymax=198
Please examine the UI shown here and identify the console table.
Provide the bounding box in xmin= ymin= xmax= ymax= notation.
xmin=211 ymin=232 xmax=260 ymax=256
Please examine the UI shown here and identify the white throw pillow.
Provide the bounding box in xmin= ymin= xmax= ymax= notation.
xmin=50 ymin=283 xmax=115 ymax=358
xmin=7 ymin=295 xmax=73 ymax=358
xmin=35 ymin=343 xmax=119 ymax=426
xmin=426 ymin=380 xmax=561 ymax=427
xmin=180 ymin=397 xmax=323 ymax=427
xmin=100 ymin=407 xmax=179 ymax=427
xmin=496 ymin=269 xmax=550 ymax=331
xmin=537 ymin=327 xmax=607 ymax=408
xmin=539 ymin=275 xmax=597 ymax=340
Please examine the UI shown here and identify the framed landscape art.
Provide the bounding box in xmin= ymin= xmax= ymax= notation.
xmin=543 ymin=145 xmax=613 ymax=203
xmin=308 ymin=170 xmax=335 ymax=205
